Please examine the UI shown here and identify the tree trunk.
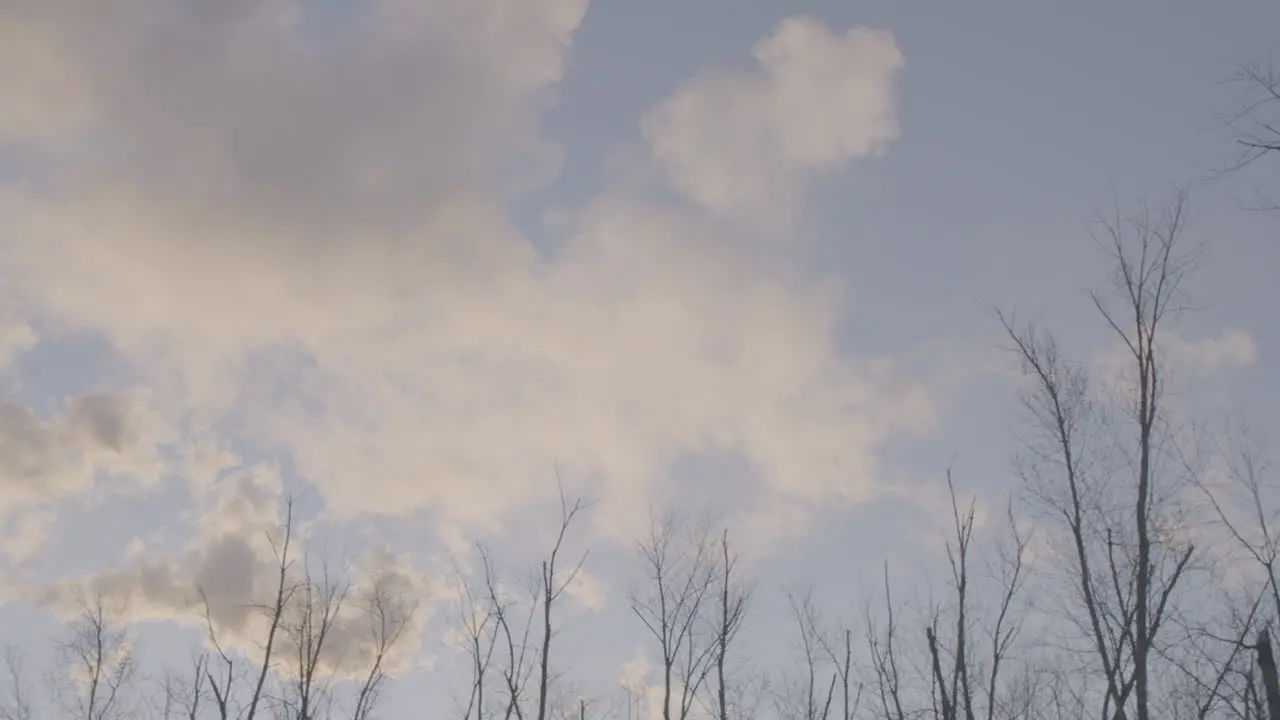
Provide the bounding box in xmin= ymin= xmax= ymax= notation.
xmin=1256 ymin=630 xmax=1280 ymax=720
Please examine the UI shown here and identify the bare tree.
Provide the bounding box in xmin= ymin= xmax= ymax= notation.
xmin=815 ymin=627 xmax=860 ymax=720
xmin=278 ymin=555 xmax=349 ymax=720
xmin=865 ymin=564 xmax=908 ymax=720
xmin=189 ymin=496 xmax=417 ymax=720
xmin=0 ymin=646 xmax=34 ymax=720
xmin=1187 ymin=430 xmax=1280 ymax=720
xmin=537 ymin=487 xmax=590 ymax=720
xmin=1255 ymin=631 xmax=1280 ymax=720
xmin=479 ymin=544 xmax=540 ymax=720
xmin=713 ymin=529 xmax=751 ymax=720
xmin=924 ymin=474 xmax=1029 ymax=720
xmin=55 ymin=587 xmax=136 ymax=720
xmin=776 ymin=588 xmax=836 ymax=720
xmin=1222 ymin=62 xmax=1280 ymax=208
xmin=629 ymin=508 xmax=718 ymax=720
xmin=455 ymin=555 xmax=499 ymax=720
xmin=461 ymin=487 xmax=589 ymax=720
xmin=199 ymin=496 xmax=301 ymax=720
xmin=158 ymin=652 xmax=208 ymax=720
xmin=200 ymin=588 xmax=239 ymax=720
xmin=350 ymin=571 xmax=419 ymax=720
xmin=999 ymin=193 xmax=1199 ymax=720
xmin=249 ymin=498 xmax=299 ymax=720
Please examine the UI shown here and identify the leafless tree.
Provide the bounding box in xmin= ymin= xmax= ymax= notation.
xmin=55 ymin=587 xmax=137 ymax=720
xmin=349 ymin=571 xmax=419 ymax=720
xmin=199 ymin=496 xmax=301 ymax=720
xmin=808 ymin=616 xmax=860 ymax=720
xmin=713 ymin=529 xmax=751 ymax=720
xmin=1186 ymin=430 xmax=1280 ymax=720
xmin=999 ymin=193 xmax=1199 ymax=720
xmin=188 ymin=496 xmax=416 ymax=720
xmin=1222 ymin=63 xmax=1280 ymax=206
xmin=461 ymin=486 xmax=589 ymax=720
xmin=277 ymin=554 xmax=350 ymax=720
xmin=0 ymin=646 xmax=34 ymax=720
xmin=157 ymin=652 xmax=208 ymax=720
xmin=537 ymin=488 xmax=590 ymax=720
xmin=478 ymin=544 xmax=540 ymax=720
xmin=865 ymin=565 xmax=909 ymax=720
xmin=825 ymin=630 xmax=861 ymax=720
xmin=923 ymin=474 xmax=1028 ymax=720
xmin=629 ymin=508 xmax=718 ymax=720
xmin=776 ymin=588 xmax=836 ymax=720
xmin=1255 ymin=631 xmax=1280 ymax=720
xmin=250 ymin=498 xmax=299 ymax=720
xmin=455 ymin=555 xmax=499 ymax=720
xmin=199 ymin=591 xmax=239 ymax=720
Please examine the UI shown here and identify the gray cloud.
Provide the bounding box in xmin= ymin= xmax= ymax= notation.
xmin=33 ymin=463 xmax=432 ymax=679
xmin=0 ymin=390 xmax=165 ymax=517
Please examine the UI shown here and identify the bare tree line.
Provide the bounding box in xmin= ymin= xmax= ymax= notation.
xmin=2 ymin=192 xmax=1278 ymax=720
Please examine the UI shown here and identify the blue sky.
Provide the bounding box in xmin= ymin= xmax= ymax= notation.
xmin=0 ymin=0 xmax=1277 ymax=717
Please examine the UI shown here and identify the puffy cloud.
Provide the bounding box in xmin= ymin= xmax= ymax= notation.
xmin=262 ymin=191 xmax=936 ymax=541
xmin=0 ymin=2 xmax=926 ymax=554
xmin=643 ymin=16 xmax=903 ymax=212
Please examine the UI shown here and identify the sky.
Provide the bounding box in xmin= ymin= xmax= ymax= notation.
xmin=0 ymin=0 xmax=1278 ymax=717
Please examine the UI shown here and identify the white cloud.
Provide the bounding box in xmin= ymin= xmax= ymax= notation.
xmin=0 ymin=1 xmax=927 ymax=562
xmin=1091 ymin=327 xmax=1259 ymax=412
xmin=564 ymin=567 xmax=607 ymax=611
xmin=617 ymin=647 xmax=650 ymax=688
xmin=643 ymin=15 xmax=903 ymax=212
xmin=617 ymin=649 xmax=665 ymax=720
xmin=615 ymin=646 xmax=694 ymax=720
xmin=0 ymin=506 xmax=56 ymax=565
xmin=1164 ymin=328 xmax=1257 ymax=373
